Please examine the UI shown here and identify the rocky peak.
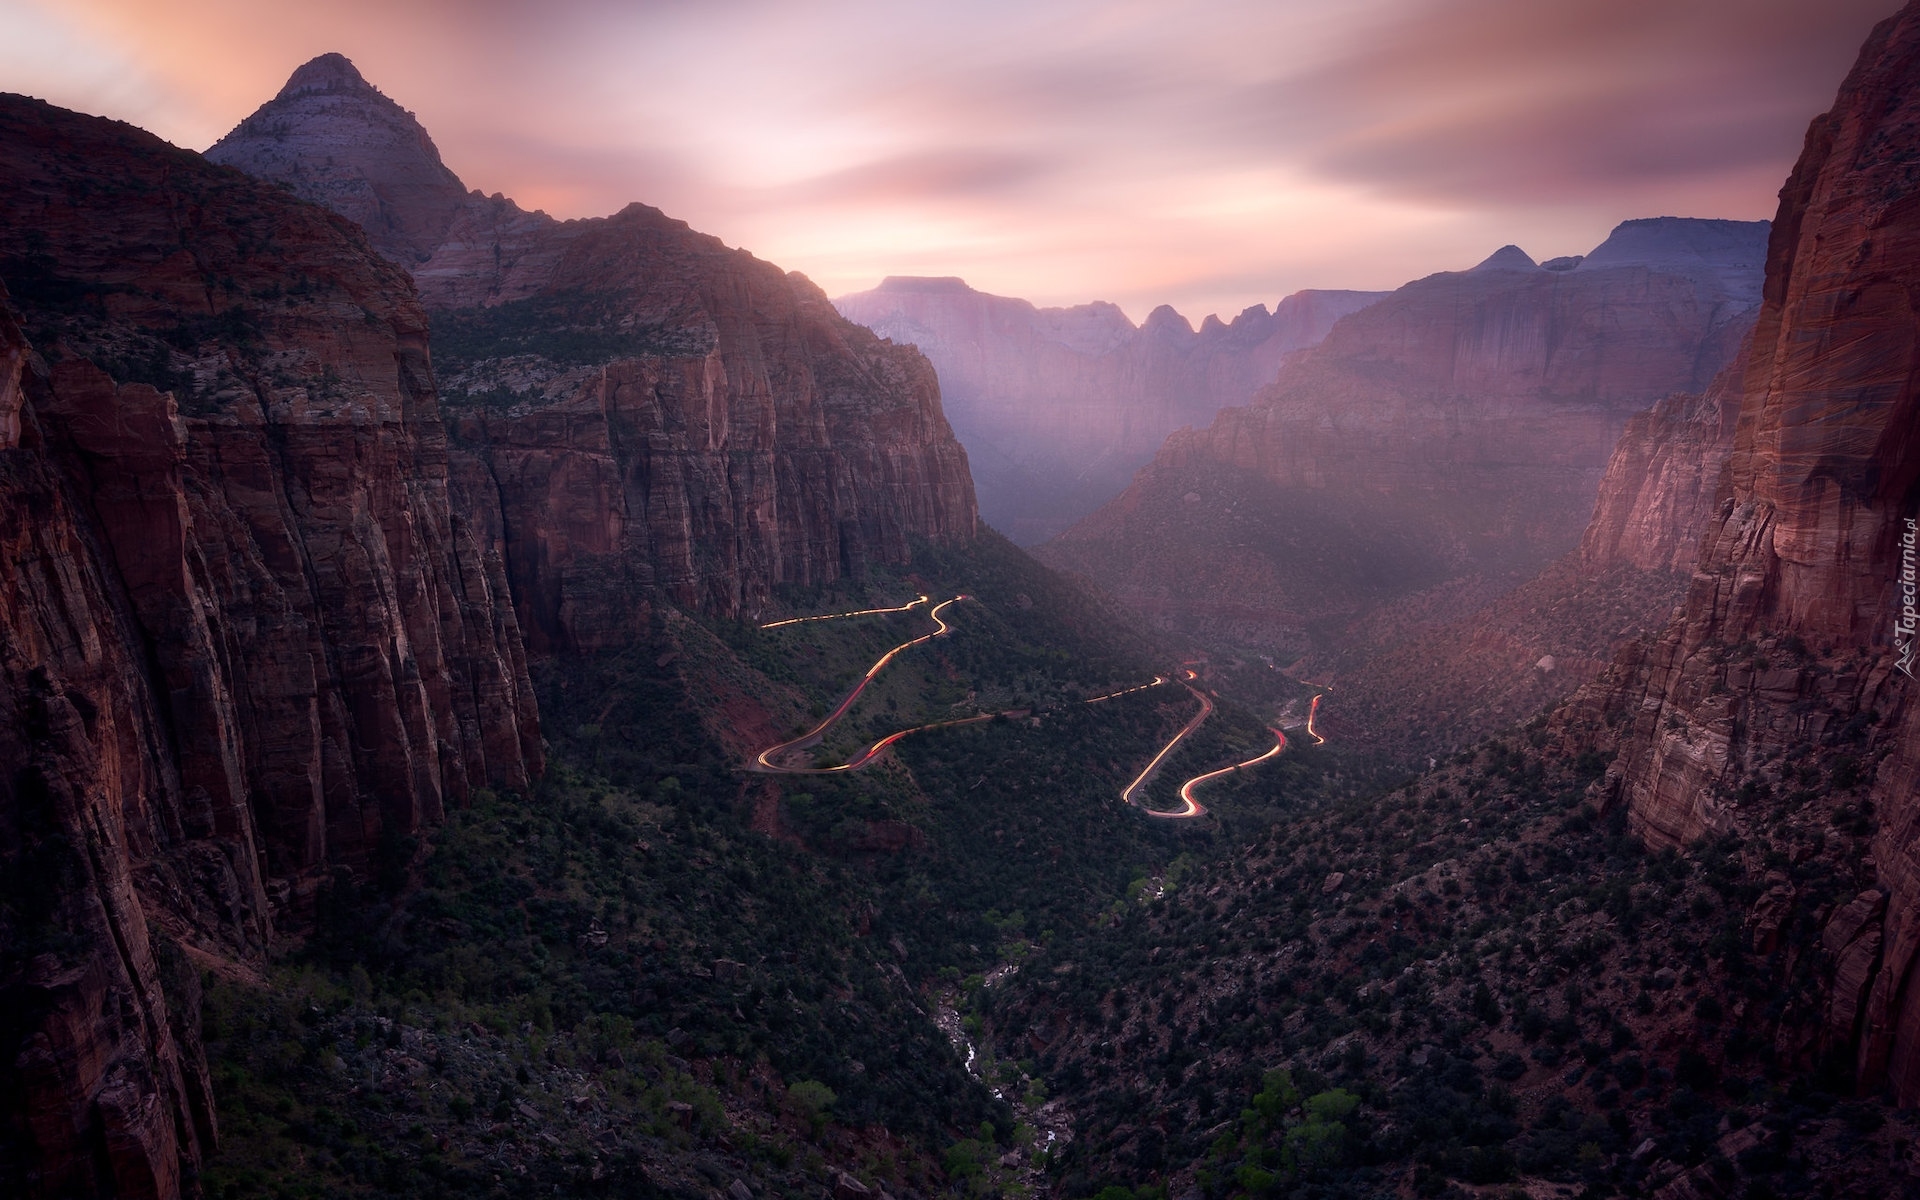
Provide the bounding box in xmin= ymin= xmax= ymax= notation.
xmin=1141 ymin=303 xmax=1195 ymax=335
xmin=275 ymin=50 xmax=376 ymax=98
xmin=210 ymin=58 xmax=976 ymax=633
xmin=206 ymin=53 xmax=473 ymax=265
xmin=874 ymin=275 xmax=974 ymax=294
xmin=1469 ymin=243 xmax=1540 ymax=272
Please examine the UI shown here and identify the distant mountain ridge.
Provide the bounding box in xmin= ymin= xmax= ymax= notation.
xmin=834 ymin=275 xmax=1386 ymax=543
xmin=1039 ymin=216 xmax=1769 ymax=660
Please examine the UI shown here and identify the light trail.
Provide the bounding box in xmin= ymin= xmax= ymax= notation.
xmin=758 ymin=593 xmax=930 ymax=629
xmin=1306 ymin=693 xmax=1326 ymax=746
xmin=1158 ymin=728 xmax=1289 ymax=819
xmin=1120 ymin=681 xmax=1214 ymax=811
xmin=751 ymin=595 xmax=967 ymax=772
xmin=1084 ymin=676 xmax=1167 ymax=703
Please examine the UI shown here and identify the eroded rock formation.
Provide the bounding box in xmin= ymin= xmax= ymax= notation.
xmin=1570 ymin=1 xmax=1920 ymax=1101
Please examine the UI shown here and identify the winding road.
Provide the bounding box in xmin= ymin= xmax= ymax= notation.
xmin=1119 ymin=672 xmax=1215 ymax=813
xmin=760 ymin=594 xmax=930 ymax=630
xmin=747 ymin=597 xmax=1320 ymax=813
xmin=752 ymin=595 xmax=967 ymax=773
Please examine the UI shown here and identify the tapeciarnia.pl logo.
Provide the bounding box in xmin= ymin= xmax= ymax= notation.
xmin=1898 ymin=516 xmax=1917 ymax=679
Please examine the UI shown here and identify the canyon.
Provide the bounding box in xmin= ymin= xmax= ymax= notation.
xmin=1038 ymin=217 xmax=1769 ymax=672
xmin=833 ymin=277 xmax=1384 ymax=543
xmin=4 ymin=4 xmax=1920 ymax=1197
xmin=994 ymin=10 xmax=1920 ymax=1194
xmin=0 ymin=55 xmax=975 ymax=1195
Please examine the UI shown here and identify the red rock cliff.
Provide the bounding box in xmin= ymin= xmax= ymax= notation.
xmin=210 ymin=57 xmax=978 ymax=648
xmin=1574 ymin=2 xmax=1920 ymax=1101
xmin=0 ymin=94 xmax=541 ymax=1194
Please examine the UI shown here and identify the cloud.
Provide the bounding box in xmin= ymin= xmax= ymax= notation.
xmin=11 ymin=0 xmax=1896 ymax=319
xmin=1257 ymin=0 xmax=1895 ymax=206
xmin=771 ymin=149 xmax=1055 ymax=208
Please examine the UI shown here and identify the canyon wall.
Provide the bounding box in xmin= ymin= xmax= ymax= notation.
xmin=210 ymin=55 xmax=977 ymax=648
xmin=1038 ymin=219 xmax=1767 ymax=659
xmin=833 ymin=276 xmax=1385 ymax=543
xmin=0 ymin=94 xmax=544 ymax=1194
xmin=0 ymin=57 xmax=981 ymax=1192
xmin=1572 ymin=0 xmax=1920 ymax=1101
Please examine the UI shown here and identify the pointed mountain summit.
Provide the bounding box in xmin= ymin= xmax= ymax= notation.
xmin=205 ymin=53 xmax=976 ymax=637
xmin=207 ymin=53 xmax=471 ymax=264
xmin=1469 ymin=243 xmax=1540 ymax=272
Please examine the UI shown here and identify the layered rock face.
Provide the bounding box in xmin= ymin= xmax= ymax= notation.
xmin=834 ymin=276 xmax=1384 ymax=543
xmin=1041 ymin=217 xmax=1767 ymax=655
xmin=1575 ymin=362 xmax=1744 ymax=574
xmin=0 ymin=95 xmax=541 ymax=1194
xmin=211 ymin=57 xmax=977 ymax=647
xmin=1572 ymin=1 xmax=1920 ymax=1100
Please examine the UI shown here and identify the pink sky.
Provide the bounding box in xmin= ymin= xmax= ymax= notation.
xmin=1 ymin=0 xmax=1893 ymax=322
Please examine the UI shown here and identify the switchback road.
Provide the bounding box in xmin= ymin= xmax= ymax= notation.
xmin=752 ymin=595 xmax=966 ymax=773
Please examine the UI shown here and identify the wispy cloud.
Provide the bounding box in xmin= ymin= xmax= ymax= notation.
xmin=12 ymin=0 xmax=1891 ymax=320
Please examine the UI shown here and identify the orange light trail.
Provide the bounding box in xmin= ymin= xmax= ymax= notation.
xmin=1084 ymin=676 xmax=1167 ymax=703
xmin=1120 ymin=681 xmax=1214 ymax=811
xmin=1159 ymin=727 xmax=1289 ymax=819
xmin=759 ymin=594 xmax=930 ymax=629
xmin=752 ymin=595 xmax=966 ymax=772
xmin=1306 ymin=693 xmax=1326 ymax=745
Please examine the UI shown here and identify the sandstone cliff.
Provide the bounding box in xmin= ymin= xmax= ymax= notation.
xmin=1040 ymin=217 xmax=1767 ymax=658
xmin=833 ymin=276 xmax=1384 ymax=543
xmin=1568 ymin=0 xmax=1920 ymax=1101
xmin=0 ymin=94 xmax=541 ymax=1194
xmin=210 ymin=56 xmax=978 ymax=646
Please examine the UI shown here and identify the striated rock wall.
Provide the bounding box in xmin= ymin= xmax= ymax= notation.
xmin=210 ymin=57 xmax=978 ymax=644
xmin=1572 ymin=1 xmax=1920 ymax=1101
xmin=0 ymin=293 xmax=216 ymax=1200
xmin=432 ymin=205 xmax=976 ymax=647
xmin=1575 ymin=364 xmax=1744 ymax=574
xmin=834 ymin=276 xmax=1385 ymax=543
xmin=0 ymin=94 xmax=542 ymax=1195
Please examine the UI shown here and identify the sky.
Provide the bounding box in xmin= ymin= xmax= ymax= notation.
xmin=0 ymin=0 xmax=1897 ymax=323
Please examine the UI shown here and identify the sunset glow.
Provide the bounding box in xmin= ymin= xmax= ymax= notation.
xmin=3 ymin=0 xmax=1888 ymax=318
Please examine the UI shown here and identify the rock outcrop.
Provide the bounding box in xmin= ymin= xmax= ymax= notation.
xmin=210 ymin=56 xmax=977 ymax=646
xmin=1575 ymin=364 xmax=1745 ymax=574
xmin=1040 ymin=217 xmax=1767 ymax=656
xmin=205 ymin=52 xmax=472 ymax=267
xmin=1570 ymin=0 xmax=1920 ymax=1101
xmin=0 ymin=94 xmax=542 ymax=1194
xmin=833 ymin=276 xmax=1384 ymax=542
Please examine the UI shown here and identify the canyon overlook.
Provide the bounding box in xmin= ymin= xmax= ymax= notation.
xmin=1568 ymin=0 xmax=1920 ymax=1101
xmin=5 ymin=6 xmax=1920 ymax=1199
